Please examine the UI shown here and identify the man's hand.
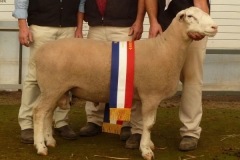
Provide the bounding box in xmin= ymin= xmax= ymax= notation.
xmin=75 ymin=12 xmax=84 ymax=38
xmin=75 ymin=28 xmax=83 ymax=38
xmin=128 ymin=21 xmax=143 ymax=40
xmin=187 ymin=32 xmax=205 ymax=41
xmin=18 ymin=19 xmax=33 ymax=47
xmin=148 ymin=22 xmax=163 ymax=38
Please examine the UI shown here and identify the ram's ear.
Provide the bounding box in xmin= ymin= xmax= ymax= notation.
xmin=176 ymin=10 xmax=186 ymax=22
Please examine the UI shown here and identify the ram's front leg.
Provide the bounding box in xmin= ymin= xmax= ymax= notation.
xmin=140 ymin=100 xmax=159 ymax=160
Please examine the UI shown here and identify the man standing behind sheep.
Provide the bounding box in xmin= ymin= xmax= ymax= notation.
xmin=75 ymin=0 xmax=145 ymax=149
xmin=12 ymin=0 xmax=84 ymax=144
xmin=145 ymin=0 xmax=210 ymax=151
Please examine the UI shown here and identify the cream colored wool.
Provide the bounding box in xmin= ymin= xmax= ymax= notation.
xmin=33 ymin=7 xmax=217 ymax=160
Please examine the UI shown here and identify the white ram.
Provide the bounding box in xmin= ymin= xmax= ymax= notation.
xmin=33 ymin=7 xmax=217 ymax=160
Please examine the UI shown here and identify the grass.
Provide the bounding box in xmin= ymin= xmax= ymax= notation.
xmin=0 ymin=102 xmax=240 ymax=160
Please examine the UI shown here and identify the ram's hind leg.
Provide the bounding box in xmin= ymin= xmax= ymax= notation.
xmin=33 ymin=94 xmax=58 ymax=155
xmin=44 ymin=106 xmax=57 ymax=148
xmin=140 ymin=99 xmax=160 ymax=160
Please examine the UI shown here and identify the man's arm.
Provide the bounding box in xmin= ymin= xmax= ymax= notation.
xmin=128 ymin=0 xmax=145 ymax=40
xmin=145 ymin=0 xmax=162 ymax=38
xmin=193 ymin=0 xmax=210 ymax=14
xmin=75 ymin=0 xmax=86 ymax=38
xmin=18 ymin=19 xmax=32 ymax=47
xmin=75 ymin=12 xmax=84 ymax=38
xmin=12 ymin=0 xmax=32 ymax=47
xmin=12 ymin=0 xmax=28 ymax=19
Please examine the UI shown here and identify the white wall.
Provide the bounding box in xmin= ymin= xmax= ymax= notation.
xmin=204 ymin=0 xmax=240 ymax=91
xmin=0 ymin=0 xmax=14 ymax=21
xmin=0 ymin=0 xmax=240 ymax=91
xmin=208 ymin=0 xmax=240 ymax=49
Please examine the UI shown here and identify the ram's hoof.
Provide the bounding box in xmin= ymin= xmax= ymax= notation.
xmin=46 ymin=138 xmax=56 ymax=148
xmin=142 ymin=148 xmax=154 ymax=160
xmin=35 ymin=144 xmax=48 ymax=156
xmin=47 ymin=143 xmax=56 ymax=148
xmin=37 ymin=149 xmax=48 ymax=156
xmin=143 ymin=154 xmax=154 ymax=160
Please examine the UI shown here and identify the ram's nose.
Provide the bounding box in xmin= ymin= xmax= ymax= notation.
xmin=211 ymin=25 xmax=218 ymax=32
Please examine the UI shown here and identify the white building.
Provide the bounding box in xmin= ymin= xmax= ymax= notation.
xmin=0 ymin=0 xmax=240 ymax=91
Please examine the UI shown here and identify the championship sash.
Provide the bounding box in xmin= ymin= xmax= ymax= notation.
xmin=102 ymin=41 xmax=135 ymax=134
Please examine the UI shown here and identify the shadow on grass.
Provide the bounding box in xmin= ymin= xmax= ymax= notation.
xmin=0 ymin=102 xmax=240 ymax=160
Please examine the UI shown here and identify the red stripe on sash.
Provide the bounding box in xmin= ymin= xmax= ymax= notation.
xmin=124 ymin=41 xmax=134 ymax=109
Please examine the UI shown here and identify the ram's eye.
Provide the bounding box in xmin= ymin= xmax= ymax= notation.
xmin=188 ymin=15 xmax=193 ymax=18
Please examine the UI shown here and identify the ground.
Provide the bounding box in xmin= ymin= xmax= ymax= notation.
xmin=0 ymin=91 xmax=240 ymax=160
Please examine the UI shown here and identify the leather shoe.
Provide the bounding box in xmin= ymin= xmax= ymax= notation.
xmin=125 ymin=133 xmax=141 ymax=149
xmin=179 ymin=136 xmax=198 ymax=151
xmin=79 ymin=122 xmax=102 ymax=136
xmin=54 ymin=125 xmax=77 ymax=140
xmin=120 ymin=126 xmax=131 ymax=141
xmin=21 ymin=128 xmax=34 ymax=144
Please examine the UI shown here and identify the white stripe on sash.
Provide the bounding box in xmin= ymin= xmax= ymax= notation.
xmin=117 ymin=41 xmax=127 ymax=109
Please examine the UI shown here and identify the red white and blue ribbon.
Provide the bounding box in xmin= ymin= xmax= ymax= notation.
xmin=110 ymin=41 xmax=134 ymax=112
xmin=102 ymin=41 xmax=135 ymax=134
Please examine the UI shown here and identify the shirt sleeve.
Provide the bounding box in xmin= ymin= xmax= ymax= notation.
xmin=78 ymin=0 xmax=86 ymax=13
xmin=12 ymin=0 xmax=29 ymax=19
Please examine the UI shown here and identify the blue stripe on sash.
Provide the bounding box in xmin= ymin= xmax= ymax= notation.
xmin=109 ymin=42 xmax=119 ymax=109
